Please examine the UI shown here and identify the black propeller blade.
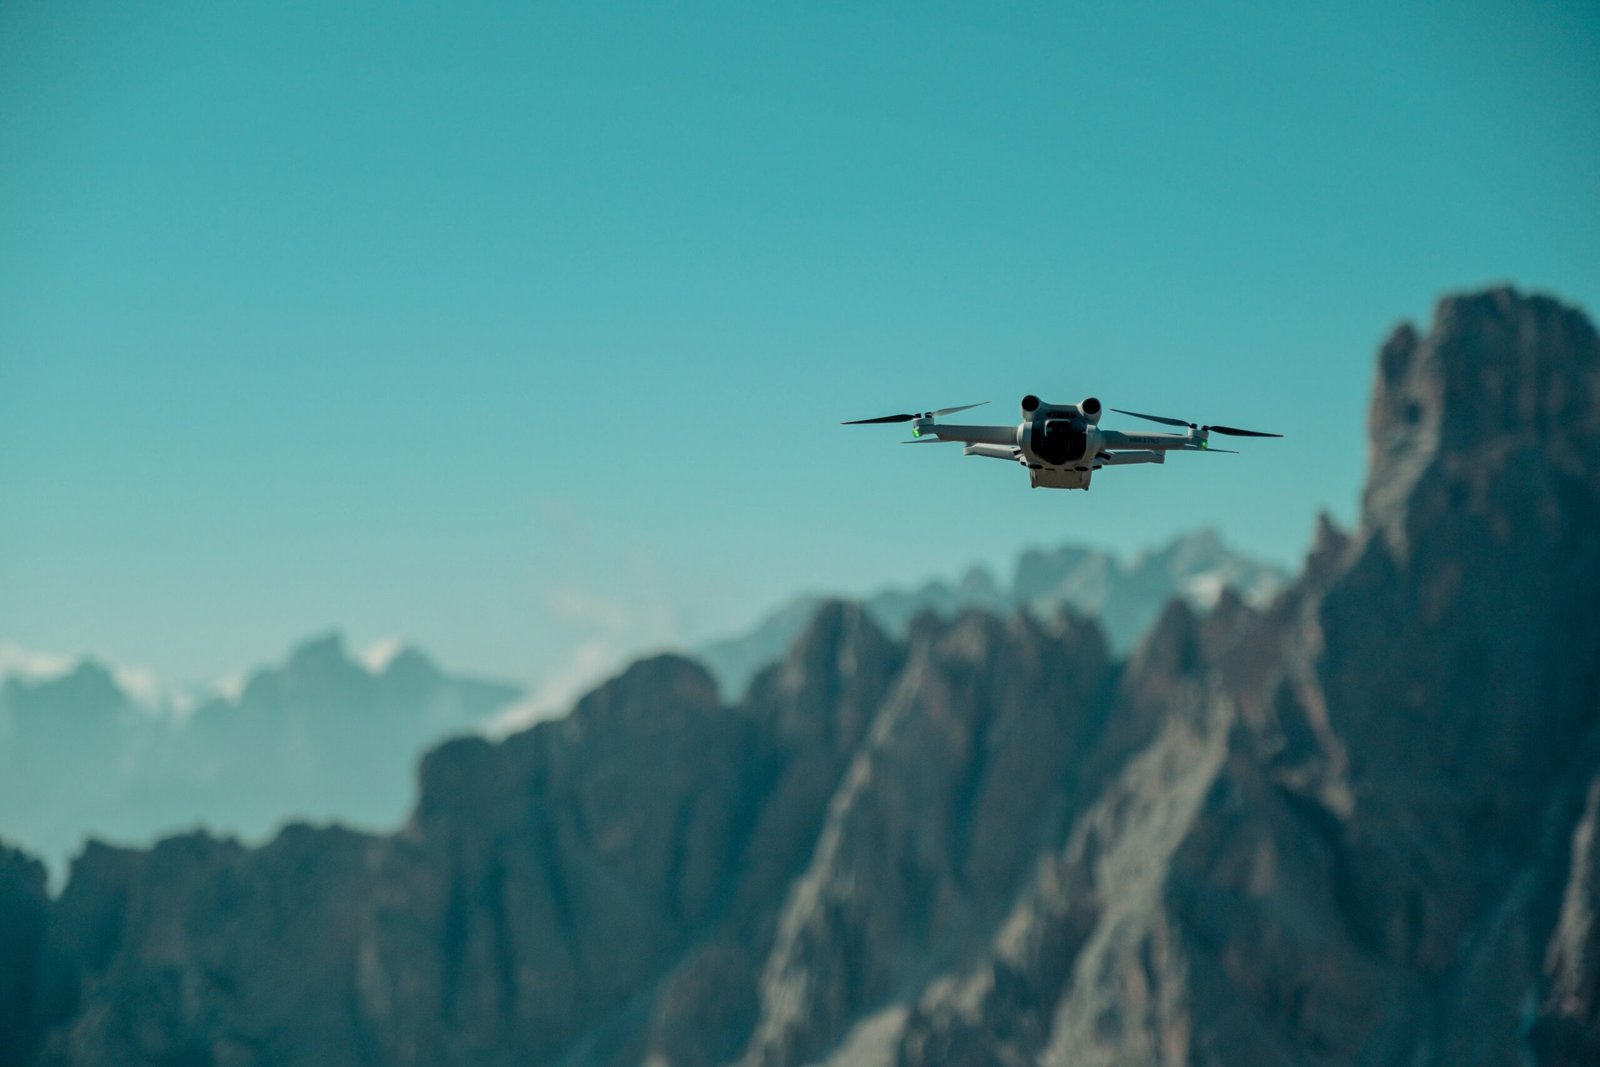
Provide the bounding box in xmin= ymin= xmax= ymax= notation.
xmin=842 ymin=401 xmax=988 ymax=426
xmin=1112 ymin=408 xmax=1281 ymax=438
xmin=842 ymin=413 xmax=918 ymax=424
xmin=1110 ymin=407 xmax=1195 ymax=429
xmin=1205 ymin=424 xmax=1283 ymax=438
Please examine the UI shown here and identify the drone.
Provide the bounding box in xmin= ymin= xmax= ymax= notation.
xmin=843 ymin=395 xmax=1281 ymax=490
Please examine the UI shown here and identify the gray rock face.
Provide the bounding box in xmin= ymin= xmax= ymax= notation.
xmin=741 ymin=610 xmax=1114 ymax=1067
xmin=895 ymin=287 xmax=1600 ymax=1067
xmin=1538 ymin=779 xmax=1600 ymax=1065
xmin=2 ymin=286 xmax=1598 ymax=1066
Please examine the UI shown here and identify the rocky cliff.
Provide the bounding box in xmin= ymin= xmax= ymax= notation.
xmin=1 ymin=286 xmax=1596 ymax=1066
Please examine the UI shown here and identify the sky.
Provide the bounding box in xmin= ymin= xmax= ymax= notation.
xmin=3 ymin=2 xmax=1597 ymax=697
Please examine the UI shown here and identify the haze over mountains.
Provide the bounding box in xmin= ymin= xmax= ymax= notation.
xmin=697 ymin=528 xmax=1287 ymax=698
xmin=1 ymin=287 xmax=1596 ymax=1065
xmin=0 ymin=639 xmax=520 ymax=876
xmin=0 ymin=536 xmax=1283 ymax=877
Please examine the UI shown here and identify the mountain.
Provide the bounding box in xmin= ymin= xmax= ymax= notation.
xmin=696 ymin=528 xmax=1288 ymax=698
xmin=0 ymin=539 xmax=1283 ymax=874
xmin=0 ymin=635 xmax=521 ymax=876
xmin=0 ymin=285 xmax=1596 ymax=1066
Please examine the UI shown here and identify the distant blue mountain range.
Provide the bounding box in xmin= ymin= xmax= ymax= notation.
xmin=0 ymin=635 xmax=520 ymax=877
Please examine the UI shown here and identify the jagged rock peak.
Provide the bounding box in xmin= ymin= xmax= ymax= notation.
xmin=1363 ymin=286 xmax=1600 ymax=558
xmin=566 ymin=653 xmax=721 ymax=736
xmin=1127 ymin=596 xmax=1204 ymax=676
xmin=377 ymin=644 xmax=440 ymax=681
xmin=745 ymin=599 xmax=901 ymax=754
xmin=782 ymin=599 xmax=886 ymax=670
xmin=1143 ymin=525 xmax=1224 ymax=563
xmin=284 ymin=630 xmax=352 ymax=671
xmin=1304 ymin=510 xmax=1351 ymax=582
xmin=1 ymin=659 xmax=126 ymax=710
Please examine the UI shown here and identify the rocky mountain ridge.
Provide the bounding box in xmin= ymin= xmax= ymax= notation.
xmin=696 ymin=527 xmax=1288 ymax=698
xmin=0 ymin=286 xmax=1596 ymax=1066
xmin=2 ymin=532 xmax=1283 ymax=877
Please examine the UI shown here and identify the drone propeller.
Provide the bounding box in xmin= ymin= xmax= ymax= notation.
xmin=1204 ymin=424 xmax=1282 ymax=438
xmin=1111 ymin=408 xmax=1282 ymax=438
xmin=842 ymin=401 xmax=988 ymax=425
xmin=1110 ymin=407 xmax=1194 ymax=429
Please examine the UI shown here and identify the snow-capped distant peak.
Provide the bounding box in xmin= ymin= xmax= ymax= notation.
xmin=0 ymin=643 xmax=76 ymax=685
xmin=359 ymin=636 xmax=408 ymax=673
xmin=110 ymin=665 xmax=166 ymax=711
xmin=0 ymin=643 xmax=217 ymax=718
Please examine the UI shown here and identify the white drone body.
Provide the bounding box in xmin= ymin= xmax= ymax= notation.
xmin=843 ymin=396 xmax=1281 ymax=491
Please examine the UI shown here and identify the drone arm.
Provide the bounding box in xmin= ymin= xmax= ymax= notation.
xmin=1096 ymin=428 xmax=1193 ymax=451
xmin=917 ymin=422 xmax=1017 ymax=447
xmin=1097 ymin=450 xmax=1165 ymax=466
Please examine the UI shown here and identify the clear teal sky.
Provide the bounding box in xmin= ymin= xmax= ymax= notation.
xmin=3 ymin=2 xmax=1597 ymax=690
